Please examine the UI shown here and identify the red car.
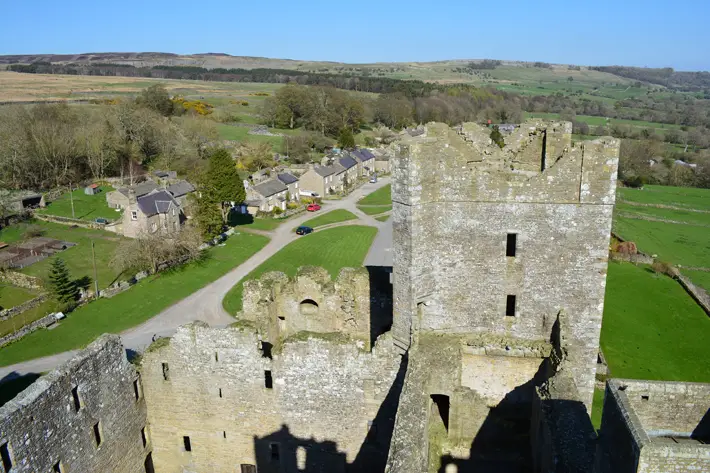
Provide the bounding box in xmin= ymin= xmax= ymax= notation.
xmin=307 ymin=204 xmax=321 ymax=212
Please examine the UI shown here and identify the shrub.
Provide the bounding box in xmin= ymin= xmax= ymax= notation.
xmin=272 ymin=207 xmax=283 ymax=215
xmin=651 ymin=261 xmax=678 ymax=278
xmin=624 ymin=176 xmax=645 ymax=188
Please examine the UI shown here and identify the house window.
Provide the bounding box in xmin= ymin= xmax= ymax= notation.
xmin=264 ymin=370 xmax=273 ymax=389
xmin=1 ymin=442 xmax=13 ymax=472
xmin=506 ymin=295 xmax=516 ymax=317
xmin=93 ymin=421 xmax=103 ymax=447
xmin=506 ymin=233 xmax=517 ymax=257
xmin=131 ymin=211 xmax=138 ymax=221
xmin=183 ymin=436 xmax=192 ymax=452
xmin=71 ymin=385 xmax=82 ymax=412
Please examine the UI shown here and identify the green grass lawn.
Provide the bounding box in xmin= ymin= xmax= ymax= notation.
xmin=229 ymin=211 xmax=295 ymax=231
xmin=681 ymin=269 xmax=710 ymax=293
xmin=358 ymin=205 xmax=392 ymax=215
xmin=297 ymin=209 xmax=357 ymax=229
xmin=600 ymin=262 xmax=710 ymax=382
xmin=223 ymin=226 xmax=377 ymax=315
xmin=613 ymin=217 xmax=710 ymax=267
xmin=0 ymin=285 xmax=39 ymax=310
xmin=616 ymin=202 xmax=710 ymax=226
xmin=216 ymin=124 xmax=289 ymax=150
xmin=36 ymin=186 xmax=117 ymax=222
xmin=375 ymin=215 xmax=390 ymax=222
xmin=0 ymin=220 xmax=126 ymax=289
xmin=591 ymin=388 xmax=605 ymax=431
xmin=618 ymin=185 xmax=710 ymax=211
xmin=358 ymin=184 xmax=392 ymax=205
xmin=0 ymin=232 xmax=269 ymax=367
xmin=0 ymin=299 xmax=59 ymax=338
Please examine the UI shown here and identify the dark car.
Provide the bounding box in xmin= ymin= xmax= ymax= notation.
xmin=296 ymin=226 xmax=313 ymax=235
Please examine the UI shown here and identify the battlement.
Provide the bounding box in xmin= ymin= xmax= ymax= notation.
xmin=392 ymin=120 xmax=619 ymax=205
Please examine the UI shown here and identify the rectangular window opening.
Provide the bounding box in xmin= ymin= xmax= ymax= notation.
xmin=506 ymin=295 xmax=516 ymax=317
xmin=141 ymin=427 xmax=147 ymax=448
xmin=133 ymin=379 xmax=142 ymax=400
xmin=0 ymin=442 xmax=12 ymax=472
xmin=214 ymin=352 xmax=219 ymax=362
xmin=264 ymin=370 xmax=273 ymax=390
xmin=219 ymin=388 xmax=223 ymax=398
xmin=183 ymin=435 xmax=192 ymax=452
xmin=506 ymin=233 xmax=517 ymax=257
xmin=430 ymin=394 xmax=450 ymax=432
xmin=71 ymin=385 xmax=82 ymax=412
xmin=223 ymin=431 xmax=227 ymax=439
xmin=93 ymin=421 xmax=102 ymax=447
xmin=641 ymin=395 xmax=650 ymax=401
xmin=162 ymin=362 xmax=170 ymax=381
xmin=270 ymin=443 xmax=280 ymax=461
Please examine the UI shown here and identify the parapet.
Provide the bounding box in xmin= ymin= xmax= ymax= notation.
xmin=596 ymin=379 xmax=710 ymax=473
xmin=392 ymin=120 xmax=619 ymax=205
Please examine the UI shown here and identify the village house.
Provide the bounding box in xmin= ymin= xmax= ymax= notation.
xmin=349 ymin=148 xmax=376 ymax=176
xmin=166 ymin=180 xmax=196 ymax=206
xmin=121 ymin=189 xmax=182 ymax=238
xmin=246 ymin=179 xmax=288 ymax=212
xmin=338 ymin=155 xmax=360 ymax=189
xmin=372 ymin=149 xmax=392 ymax=174
xmin=277 ymin=173 xmax=301 ymax=201
xmin=299 ymin=162 xmax=345 ymax=196
xmin=106 ymin=181 xmax=158 ymax=210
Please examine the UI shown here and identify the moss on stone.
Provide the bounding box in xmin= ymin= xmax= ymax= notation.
xmin=229 ymin=319 xmax=257 ymax=331
xmin=273 ymin=330 xmax=367 ymax=355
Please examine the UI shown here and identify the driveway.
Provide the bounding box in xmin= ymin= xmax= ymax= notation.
xmin=0 ymin=178 xmax=391 ymax=378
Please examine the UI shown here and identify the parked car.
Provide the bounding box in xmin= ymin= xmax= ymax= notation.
xmin=300 ymin=190 xmax=320 ymax=197
xmin=296 ymin=226 xmax=313 ymax=235
xmin=307 ymin=204 xmax=321 ymax=212
xmin=369 ymin=175 xmax=377 ymax=183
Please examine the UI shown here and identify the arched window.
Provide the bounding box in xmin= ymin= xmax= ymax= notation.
xmin=299 ymin=299 xmax=319 ymax=316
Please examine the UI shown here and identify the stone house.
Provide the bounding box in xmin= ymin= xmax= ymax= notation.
xmin=106 ymin=181 xmax=158 ymax=210
xmin=299 ymin=163 xmax=345 ymax=196
xmin=372 ymin=149 xmax=391 ymax=174
xmin=122 ymin=189 xmax=182 ymax=238
xmin=338 ymin=156 xmax=360 ymax=189
xmin=276 ymin=173 xmax=301 ymax=202
xmin=166 ymin=180 xmax=196 ymax=206
xmin=246 ymin=179 xmax=288 ymax=212
xmin=349 ymin=148 xmax=376 ymax=176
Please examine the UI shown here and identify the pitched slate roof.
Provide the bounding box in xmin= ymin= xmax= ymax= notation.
xmin=167 ymin=180 xmax=196 ymax=198
xmin=314 ymin=163 xmax=346 ymax=177
xmin=339 ymin=156 xmax=358 ymax=170
xmin=118 ymin=181 xmax=158 ymax=198
xmin=277 ymin=173 xmax=299 ymax=185
xmin=136 ymin=190 xmax=178 ymax=217
xmin=351 ymin=149 xmax=376 ymax=162
xmin=252 ymin=179 xmax=288 ymax=197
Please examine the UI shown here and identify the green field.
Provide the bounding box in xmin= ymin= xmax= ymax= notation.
xmin=375 ymin=215 xmax=390 ymax=222
xmin=223 ymin=226 xmax=378 ymax=315
xmin=600 ymin=262 xmax=710 ymax=382
xmin=36 ymin=186 xmax=117 ymax=222
xmin=298 ymin=209 xmax=357 ymax=229
xmin=0 ymin=232 xmax=269 ymax=366
xmin=217 ymin=124 xmax=297 ymax=150
xmin=358 ymin=184 xmax=392 ymax=205
xmin=616 ymin=202 xmax=710 ymax=226
xmin=0 ymin=220 xmax=126 ymax=289
xmin=681 ymin=270 xmax=710 ymax=293
xmin=0 ymin=299 xmax=59 ymax=338
xmin=0 ymin=285 xmax=38 ymax=310
xmin=618 ymin=185 xmax=710 ymax=211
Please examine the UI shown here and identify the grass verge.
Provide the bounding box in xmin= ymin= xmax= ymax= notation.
xmin=223 ymin=226 xmax=377 ymax=315
xmin=296 ymin=209 xmax=357 ymax=230
xmin=358 ymin=205 xmax=392 ymax=215
xmin=36 ymin=186 xmax=116 ymax=221
xmin=358 ymin=184 xmax=391 ymax=205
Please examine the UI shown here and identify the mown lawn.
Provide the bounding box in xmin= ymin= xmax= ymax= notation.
xmin=682 ymin=269 xmax=710 ymax=293
xmin=297 ymin=209 xmax=357 ymax=229
xmin=0 ymin=285 xmax=38 ymax=310
xmin=223 ymin=226 xmax=377 ymax=315
xmin=36 ymin=186 xmax=117 ymax=222
xmin=358 ymin=205 xmax=392 ymax=215
xmin=229 ymin=211 xmax=294 ymax=231
xmin=375 ymin=215 xmax=390 ymax=222
xmin=600 ymin=262 xmax=710 ymax=382
xmin=0 ymin=299 xmax=59 ymax=338
xmin=0 ymin=220 xmax=126 ymax=289
xmin=618 ymin=185 xmax=710 ymax=211
xmin=616 ymin=202 xmax=710 ymax=226
xmin=358 ymin=184 xmax=391 ymax=205
xmin=0 ymin=232 xmax=269 ymax=366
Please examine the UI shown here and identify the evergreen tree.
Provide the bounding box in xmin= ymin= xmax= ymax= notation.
xmin=490 ymin=126 xmax=505 ymax=149
xmin=48 ymin=258 xmax=78 ymax=305
xmin=203 ymin=148 xmax=246 ymax=223
xmin=338 ymin=127 xmax=355 ymax=149
xmin=195 ymin=194 xmax=224 ymax=239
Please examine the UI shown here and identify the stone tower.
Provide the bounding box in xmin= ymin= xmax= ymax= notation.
xmin=387 ymin=121 xmax=619 ymax=472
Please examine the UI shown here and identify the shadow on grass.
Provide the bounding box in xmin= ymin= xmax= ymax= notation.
xmin=0 ymin=372 xmax=41 ymax=407
xmin=228 ymin=212 xmax=255 ymax=227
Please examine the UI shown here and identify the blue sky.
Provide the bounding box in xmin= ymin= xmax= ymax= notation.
xmin=2 ymin=0 xmax=708 ymax=71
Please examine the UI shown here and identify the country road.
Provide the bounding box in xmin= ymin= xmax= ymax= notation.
xmin=0 ymin=178 xmax=391 ymax=379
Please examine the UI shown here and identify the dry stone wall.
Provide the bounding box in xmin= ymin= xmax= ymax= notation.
xmin=0 ymin=334 xmax=150 ymax=473
xmin=140 ymin=322 xmax=402 ymax=473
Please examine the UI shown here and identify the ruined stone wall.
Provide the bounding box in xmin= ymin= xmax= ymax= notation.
xmin=140 ymin=322 xmax=401 ymax=473
xmin=0 ymin=335 xmax=149 ymax=473
xmin=391 ymin=120 xmax=619 ymax=409
xmin=240 ymin=267 xmax=372 ymax=347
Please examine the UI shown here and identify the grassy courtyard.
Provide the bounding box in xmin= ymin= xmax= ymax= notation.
xmin=36 ymin=186 xmax=118 ymax=222
xmin=297 ymin=209 xmax=357 ymax=229
xmin=223 ymin=225 xmax=378 ymax=315
xmin=0 ymin=232 xmax=269 ymax=366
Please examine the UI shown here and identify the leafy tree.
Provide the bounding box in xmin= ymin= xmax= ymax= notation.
xmin=338 ymin=127 xmax=355 ymax=149
xmin=136 ymin=84 xmax=173 ymax=116
xmin=48 ymin=258 xmax=79 ymax=305
xmin=490 ymin=126 xmax=505 ymax=148
xmin=202 ymin=148 xmax=245 ymax=223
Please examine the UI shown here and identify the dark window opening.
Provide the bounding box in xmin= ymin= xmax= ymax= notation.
xmin=214 ymin=352 xmax=219 ymax=362
xmin=141 ymin=427 xmax=147 ymax=447
xmin=299 ymin=299 xmax=319 ymax=315
xmin=93 ymin=422 xmax=102 ymax=447
xmin=506 ymin=233 xmax=517 ymax=257
xmin=219 ymin=388 xmax=223 ymax=398
xmin=506 ymin=295 xmax=516 ymax=317
xmin=431 ymin=394 xmax=450 ymax=432
xmin=144 ymin=453 xmax=155 ymax=473
xmin=540 ymin=129 xmax=547 ymax=172
xmin=261 ymin=341 xmax=273 ymax=359
xmin=71 ymin=386 xmax=81 ymax=411
xmin=265 ymin=370 xmax=273 ymax=389
xmin=223 ymin=431 xmax=227 ymax=439
xmin=134 ymin=379 xmax=142 ymax=400
xmin=1 ymin=442 xmax=12 ymax=472
xmin=53 ymin=461 xmax=63 ymax=473
xmin=162 ymin=363 xmax=169 ymax=381
xmin=641 ymin=395 xmax=650 ymax=401
xmin=240 ymin=465 xmax=257 ymax=473
xmin=183 ymin=436 xmax=192 ymax=452
xmin=270 ymin=443 xmax=280 ymax=461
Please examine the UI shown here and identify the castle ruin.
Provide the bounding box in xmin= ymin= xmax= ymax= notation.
xmin=1 ymin=120 xmax=708 ymax=473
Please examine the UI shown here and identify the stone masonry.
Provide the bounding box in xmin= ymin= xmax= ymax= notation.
xmin=0 ymin=335 xmax=150 ymax=473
